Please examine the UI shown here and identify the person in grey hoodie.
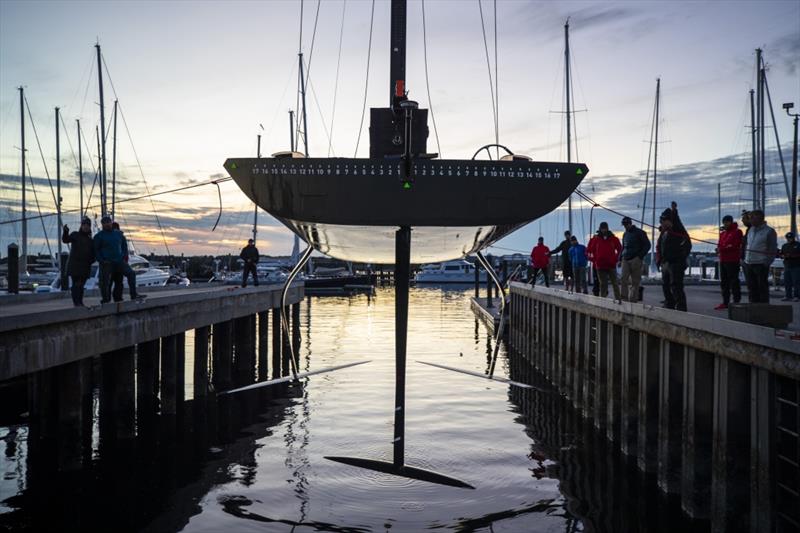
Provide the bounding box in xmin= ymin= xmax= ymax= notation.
xmin=743 ymin=209 xmax=777 ymax=303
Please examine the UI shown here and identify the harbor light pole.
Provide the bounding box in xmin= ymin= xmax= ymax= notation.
xmin=785 ymin=102 xmax=799 ymax=236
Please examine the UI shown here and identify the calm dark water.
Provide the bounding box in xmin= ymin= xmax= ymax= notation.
xmin=0 ymin=286 xmax=697 ymax=532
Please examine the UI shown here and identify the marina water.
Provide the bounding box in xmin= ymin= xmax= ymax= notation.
xmin=0 ymin=286 xmax=695 ymax=532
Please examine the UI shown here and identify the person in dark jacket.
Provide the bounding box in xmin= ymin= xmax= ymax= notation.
xmin=619 ymin=216 xmax=651 ymax=302
xmin=111 ymin=222 xmax=143 ymax=301
xmin=93 ymin=215 xmax=126 ymax=303
xmin=715 ymin=215 xmax=743 ymax=309
xmin=656 ymin=202 xmax=692 ymax=311
xmin=240 ymin=239 xmax=260 ymax=287
xmin=62 ymin=216 xmax=95 ymax=306
xmin=549 ymin=230 xmax=573 ymax=291
xmin=780 ymin=232 xmax=800 ymax=301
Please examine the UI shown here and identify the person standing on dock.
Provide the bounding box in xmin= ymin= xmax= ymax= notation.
xmin=61 ymin=217 xmax=95 ymax=307
xmin=549 ymin=230 xmax=574 ymax=291
xmin=619 ymin=217 xmax=650 ymax=303
xmin=111 ymin=222 xmax=143 ymax=301
xmin=743 ymin=210 xmax=777 ymax=303
xmin=93 ymin=215 xmax=126 ymax=304
xmin=240 ymin=238 xmax=260 ymax=287
xmin=656 ymin=202 xmax=692 ymax=311
xmin=529 ymin=237 xmax=550 ymax=288
xmin=715 ymin=215 xmax=743 ymax=310
xmin=568 ymin=235 xmax=588 ymax=294
xmin=780 ymin=232 xmax=800 ymax=301
xmin=587 ymin=222 xmax=622 ymax=301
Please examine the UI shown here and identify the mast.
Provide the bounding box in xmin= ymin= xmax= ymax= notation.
xmin=96 ymin=43 xmax=108 ymax=215
xmin=298 ymin=53 xmax=309 ymax=156
xmin=112 ymin=99 xmax=118 ymax=218
xmin=750 ymin=89 xmax=757 ymax=211
xmin=650 ymin=78 xmax=660 ymax=275
xmin=289 ymin=110 xmax=295 ymax=152
xmin=19 ymin=87 xmax=27 ymax=274
xmin=253 ymin=134 xmax=260 ymax=244
xmin=95 ymin=125 xmax=101 ymax=199
xmin=757 ymin=49 xmax=766 ymax=211
xmin=56 ymin=107 xmax=63 ymax=287
xmin=389 ymin=0 xmax=407 ymax=107
xmin=565 ymin=19 xmax=573 ymax=233
xmin=77 ymin=119 xmax=83 ymax=218
xmin=717 ymin=183 xmax=721 ymax=227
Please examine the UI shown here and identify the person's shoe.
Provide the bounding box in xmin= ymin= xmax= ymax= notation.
xmin=794 ymin=297 xmax=800 ymax=302
xmin=781 ymin=297 xmax=792 ymax=301
xmin=714 ymin=303 xmax=728 ymax=310
xmin=100 ymin=299 xmax=110 ymax=304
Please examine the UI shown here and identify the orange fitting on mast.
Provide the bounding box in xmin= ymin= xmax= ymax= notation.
xmin=395 ymin=80 xmax=405 ymax=98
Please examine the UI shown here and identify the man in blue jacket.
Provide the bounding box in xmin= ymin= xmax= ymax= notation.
xmin=568 ymin=235 xmax=588 ymax=294
xmin=93 ymin=215 xmax=126 ymax=303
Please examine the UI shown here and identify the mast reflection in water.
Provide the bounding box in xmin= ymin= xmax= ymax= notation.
xmin=0 ymin=287 xmax=697 ymax=532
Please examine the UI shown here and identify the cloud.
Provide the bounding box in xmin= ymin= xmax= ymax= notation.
xmin=768 ymin=32 xmax=800 ymax=76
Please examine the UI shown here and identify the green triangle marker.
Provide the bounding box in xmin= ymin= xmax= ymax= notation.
xmin=403 ymin=182 xmax=412 ymax=189
xmin=231 ymin=162 xmax=238 ymax=169
xmin=576 ymin=168 xmax=583 ymax=175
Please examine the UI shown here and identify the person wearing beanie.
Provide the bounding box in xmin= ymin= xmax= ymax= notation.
xmin=240 ymin=238 xmax=260 ymax=287
xmin=93 ymin=215 xmax=127 ymax=303
xmin=780 ymin=232 xmax=800 ymax=301
xmin=743 ymin=209 xmax=777 ymax=303
xmin=715 ymin=215 xmax=743 ymax=310
xmin=548 ymin=230 xmax=574 ymax=291
xmin=61 ymin=216 xmax=95 ymax=306
xmin=587 ymin=221 xmax=622 ymax=301
xmin=529 ymin=236 xmax=551 ymax=287
xmin=656 ymin=201 xmax=692 ymax=311
xmin=619 ymin=216 xmax=650 ymax=303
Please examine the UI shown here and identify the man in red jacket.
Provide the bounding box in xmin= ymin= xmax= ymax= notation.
xmin=530 ymin=237 xmax=550 ymax=287
xmin=716 ymin=215 xmax=743 ymax=309
xmin=587 ymin=222 xmax=622 ymax=301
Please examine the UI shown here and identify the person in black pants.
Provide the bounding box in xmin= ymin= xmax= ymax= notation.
xmin=240 ymin=238 xmax=260 ymax=287
xmin=743 ymin=210 xmax=777 ymax=303
xmin=656 ymin=202 xmax=692 ymax=311
xmin=62 ymin=217 xmax=95 ymax=307
xmin=716 ymin=215 xmax=743 ymax=309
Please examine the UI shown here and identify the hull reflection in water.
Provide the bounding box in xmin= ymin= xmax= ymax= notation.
xmin=0 ymin=288 xmax=696 ymax=532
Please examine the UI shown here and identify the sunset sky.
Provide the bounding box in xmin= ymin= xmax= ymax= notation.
xmin=0 ymin=0 xmax=798 ymax=259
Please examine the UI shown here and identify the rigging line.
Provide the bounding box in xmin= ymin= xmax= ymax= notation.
xmin=303 ymin=0 xmax=322 ymax=88
xmin=66 ymin=50 xmax=94 ymax=116
xmin=79 ymin=55 xmax=95 ymax=119
xmin=353 ymin=0 xmax=376 ymax=158
xmin=210 ymin=181 xmax=223 ymax=232
xmin=574 ymin=188 xmax=725 ymax=249
xmin=0 ymin=176 xmax=233 ymax=227
xmin=493 ymin=0 xmax=499 ymax=159
xmin=477 ymin=0 xmax=497 ymax=152
xmin=640 ymin=92 xmax=658 ymax=225
xmin=112 ymin=99 xmax=172 ymax=256
xmin=58 ymin=114 xmax=79 ymax=169
xmin=23 ymin=95 xmax=58 ymax=210
xmin=306 ymin=74 xmax=335 ymax=156
xmin=26 ymin=162 xmax=54 ymax=261
xmin=295 ymin=0 xmax=304 ymax=145
xmin=328 ymin=0 xmax=347 ymax=158
xmin=421 ymin=0 xmax=442 ymax=157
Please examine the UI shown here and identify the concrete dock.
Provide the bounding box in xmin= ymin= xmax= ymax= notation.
xmin=508 ymin=282 xmax=799 ymax=532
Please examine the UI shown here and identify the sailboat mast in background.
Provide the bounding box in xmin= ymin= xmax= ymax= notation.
xmin=18 ymin=87 xmax=27 ymax=273
xmin=564 ymin=19 xmax=573 ymax=233
xmin=96 ymin=43 xmax=108 ymax=216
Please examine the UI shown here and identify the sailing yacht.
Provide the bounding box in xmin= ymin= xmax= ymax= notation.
xmin=224 ymin=5 xmax=588 ymax=265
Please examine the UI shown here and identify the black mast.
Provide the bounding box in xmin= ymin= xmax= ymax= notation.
xmin=96 ymin=43 xmax=108 ymax=216
xmin=389 ymin=0 xmax=407 ymax=108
